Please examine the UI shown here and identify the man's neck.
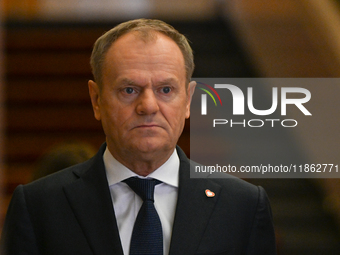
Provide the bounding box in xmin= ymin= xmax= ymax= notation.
xmin=107 ymin=146 xmax=175 ymax=176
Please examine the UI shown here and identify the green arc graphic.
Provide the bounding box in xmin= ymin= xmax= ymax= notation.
xmin=199 ymin=88 xmax=217 ymax=106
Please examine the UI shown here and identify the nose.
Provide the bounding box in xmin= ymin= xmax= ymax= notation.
xmin=136 ymin=89 xmax=159 ymax=115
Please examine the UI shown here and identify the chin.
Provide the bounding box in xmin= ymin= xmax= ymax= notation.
xmin=134 ymin=140 xmax=173 ymax=155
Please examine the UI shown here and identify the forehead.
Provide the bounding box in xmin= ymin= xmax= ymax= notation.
xmin=108 ymin=30 xmax=178 ymax=53
xmin=102 ymin=31 xmax=186 ymax=83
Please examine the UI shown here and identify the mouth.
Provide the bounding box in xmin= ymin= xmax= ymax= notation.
xmin=134 ymin=124 xmax=160 ymax=129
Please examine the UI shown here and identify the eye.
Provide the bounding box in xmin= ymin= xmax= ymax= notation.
xmin=124 ymin=87 xmax=135 ymax=94
xmin=161 ymin=87 xmax=171 ymax=94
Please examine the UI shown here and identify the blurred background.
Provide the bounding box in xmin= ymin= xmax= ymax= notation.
xmin=1 ymin=0 xmax=340 ymax=254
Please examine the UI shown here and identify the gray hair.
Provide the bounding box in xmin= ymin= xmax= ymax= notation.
xmin=90 ymin=19 xmax=194 ymax=87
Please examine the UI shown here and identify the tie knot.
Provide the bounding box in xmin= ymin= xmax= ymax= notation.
xmin=124 ymin=177 xmax=162 ymax=202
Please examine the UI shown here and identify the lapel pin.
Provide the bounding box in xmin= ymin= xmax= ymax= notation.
xmin=205 ymin=189 xmax=215 ymax=197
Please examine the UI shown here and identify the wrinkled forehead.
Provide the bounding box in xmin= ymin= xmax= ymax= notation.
xmin=105 ymin=31 xmax=185 ymax=70
xmin=108 ymin=30 xmax=177 ymax=55
xmin=102 ymin=31 xmax=187 ymax=87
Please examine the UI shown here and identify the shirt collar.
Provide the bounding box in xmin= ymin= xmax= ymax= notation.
xmin=104 ymin=147 xmax=179 ymax=188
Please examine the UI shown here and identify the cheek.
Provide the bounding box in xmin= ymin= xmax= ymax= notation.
xmin=165 ymin=105 xmax=187 ymax=130
xmin=103 ymin=110 xmax=121 ymax=128
xmin=99 ymin=102 xmax=119 ymax=128
xmin=101 ymin=102 xmax=135 ymax=131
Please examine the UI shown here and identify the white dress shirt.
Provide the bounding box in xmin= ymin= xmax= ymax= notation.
xmin=103 ymin=148 xmax=179 ymax=255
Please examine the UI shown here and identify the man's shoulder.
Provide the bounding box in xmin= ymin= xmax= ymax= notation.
xmin=23 ymin=157 xmax=94 ymax=195
xmin=199 ymin=169 xmax=268 ymax=214
xmin=209 ymin=175 xmax=259 ymax=198
xmin=23 ymin=144 xmax=106 ymax=194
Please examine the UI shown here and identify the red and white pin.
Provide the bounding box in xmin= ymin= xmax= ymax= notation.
xmin=205 ymin=189 xmax=215 ymax=197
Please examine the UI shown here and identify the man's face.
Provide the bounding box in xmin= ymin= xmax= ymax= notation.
xmin=89 ymin=31 xmax=195 ymax=165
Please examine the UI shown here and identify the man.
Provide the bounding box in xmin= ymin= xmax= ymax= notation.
xmin=1 ymin=19 xmax=276 ymax=254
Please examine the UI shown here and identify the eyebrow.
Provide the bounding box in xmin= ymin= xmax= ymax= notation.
xmin=118 ymin=77 xmax=179 ymax=86
xmin=119 ymin=78 xmax=136 ymax=86
xmin=157 ymin=78 xmax=178 ymax=86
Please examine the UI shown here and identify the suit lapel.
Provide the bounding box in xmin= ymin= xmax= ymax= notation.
xmin=169 ymin=148 xmax=222 ymax=255
xmin=63 ymin=144 xmax=124 ymax=255
xmin=62 ymin=144 xmax=219 ymax=255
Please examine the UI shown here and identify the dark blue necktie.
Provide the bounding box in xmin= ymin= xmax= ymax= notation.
xmin=124 ymin=177 xmax=163 ymax=255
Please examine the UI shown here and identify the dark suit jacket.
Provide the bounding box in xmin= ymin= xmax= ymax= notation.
xmin=1 ymin=144 xmax=276 ymax=255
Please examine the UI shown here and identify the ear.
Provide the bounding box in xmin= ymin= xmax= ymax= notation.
xmin=185 ymin=81 xmax=196 ymax=119
xmin=88 ymin=80 xmax=101 ymax=121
